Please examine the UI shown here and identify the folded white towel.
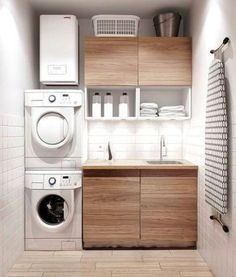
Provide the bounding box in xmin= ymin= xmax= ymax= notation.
xmin=159 ymin=105 xmax=185 ymax=112
xmin=141 ymin=102 xmax=158 ymax=109
xmin=140 ymin=114 xmax=158 ymax=117
xmin=159 ymin=110 xmax=185 ymax=114
xmin=159 ymin=111 xmax=186 ymax=117
xmin=140 ymin=108 xmax=158 ymax=113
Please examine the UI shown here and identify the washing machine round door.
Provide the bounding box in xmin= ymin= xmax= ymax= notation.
xmin=31 ymin=190 xmax=75 ymax=233
xmin=36 ymin=193 xmax=74 ymax=232
xmin=38 ymin=194 xmax=69 ymax=225
xmin=32 ymin=109 xmax=74 ymax=149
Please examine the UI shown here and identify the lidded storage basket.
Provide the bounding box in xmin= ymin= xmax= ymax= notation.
xmin=92 ymin=15 xmax=140 ymax=37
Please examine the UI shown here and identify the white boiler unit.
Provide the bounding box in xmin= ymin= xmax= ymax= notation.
xmin=40 ymin=15 xmax=79 ymax=85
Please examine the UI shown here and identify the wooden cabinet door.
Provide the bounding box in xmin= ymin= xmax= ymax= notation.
xmin=85 ymin=37 xmax=138 ymax=86
xmin=139 ymin=37 xmax=192 ymax=86
xmin=83 ymin=170 xmax=140 ymax=247
xmin=141 ymin=169 xmax=197 ymax=244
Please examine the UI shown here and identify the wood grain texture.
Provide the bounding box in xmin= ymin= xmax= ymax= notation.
xmin=83 ymin=175 xmax=140 ymax=244
xmin=85 ymin=37 xmax=138 ymax=86
xmin=139 ymin=37 xmax=192 ymax=86
xmin=141 ymin=177 xmax=197 ymax=243
xmin=83 ymin=169 xmax=140 ymax=178
xmin=7 ymin=250 xmax=213 ymax=277
xmin=83 ymin=169 xmax=197 ymax=248
xmin=141 ymin=169 xmax=198 ymax=178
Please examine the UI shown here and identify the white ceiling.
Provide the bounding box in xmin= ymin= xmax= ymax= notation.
xmin=30 ymin=0 xmax=192 ymax=18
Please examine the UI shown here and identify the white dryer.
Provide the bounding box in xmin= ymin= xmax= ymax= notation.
xmin=25 ymin=89 xmax=84 ymax=170
xmin=25 ymin=170 xmax=82 ymax=250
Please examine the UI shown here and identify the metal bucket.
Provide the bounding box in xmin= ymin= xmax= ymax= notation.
xmin=153 ymin=12 xmax=182 ymax=37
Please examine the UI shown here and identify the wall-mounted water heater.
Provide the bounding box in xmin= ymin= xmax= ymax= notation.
xmin=40 ymin=15 xmax=79 ymax=85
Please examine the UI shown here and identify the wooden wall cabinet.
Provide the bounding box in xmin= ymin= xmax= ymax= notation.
xmin=83 ymin=170 xmax=140 ymax=248
xmin=85 ymin=37 xmax=192 ymax=87
xmin=141 ymin=169 xmax=197 ymax=246
xmin=138 ymin=37 xmax=192 ymax=86
xmin=85 ymin=37 xmax=138 ymax=86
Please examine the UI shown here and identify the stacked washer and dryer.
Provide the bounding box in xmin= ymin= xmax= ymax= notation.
xmin=24 ymin=15 xmax=84 ymax=250
xmin=24 ymin=89 xmax=84 ymax=250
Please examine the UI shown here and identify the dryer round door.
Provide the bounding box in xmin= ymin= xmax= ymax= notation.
xmin=36 ymin=193 xmax=74 ymax=232
xmin=32 ymin=109 xmax=74 ymax=149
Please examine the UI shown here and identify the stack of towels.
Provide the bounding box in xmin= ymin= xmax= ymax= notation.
xmin=158 ymin=105 xmax=186 ymax=117
xmin=140 ymin=103 xmax=158 ymax=117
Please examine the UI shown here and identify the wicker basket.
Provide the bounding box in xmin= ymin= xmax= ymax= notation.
xmin=92 ymin=15 xmax=140 ymax=37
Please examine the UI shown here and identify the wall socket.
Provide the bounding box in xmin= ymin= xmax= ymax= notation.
xmin=96 ymin=144 xmax=106 ymax=152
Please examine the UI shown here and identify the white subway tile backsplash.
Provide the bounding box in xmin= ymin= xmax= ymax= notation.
xmin=88 ymin=122 xmax=112 ymax=136
xmin=135 ymin=124 xmax=158 ymax=136
xmin=135 ymin=135 xmax=157 ymax=144
xmin=135 ymin=143 xmax=158 ymax=152
xmin=113 ymin=151 xmax=136 ymax=160
xmin=0 ymin=113 xmax=24 ymax=277
xmin=111 ymin=122 xmax=136 ymax=135
xmin=88 ymin=121 xmax=183 ymax=160
xmin=112 ymin=135 xmax=136 ymax=144
xmin=112 ymin=143 xmax=136 ymax=152
xmin=89 ymin=152 xmax=107 ymax=160
xmin=89 ymin=135 xmax=111 ymax=144
xmin=159 ymin=122 xmax=183 ymax=136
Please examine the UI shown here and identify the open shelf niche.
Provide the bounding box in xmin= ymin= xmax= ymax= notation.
xmin=85 ymin=87 xmax=191 ymax=121
xmin=138 ymin=87 xmax=191 ymax=120
xmin=85 ymin=87 xmax=137 ymax=120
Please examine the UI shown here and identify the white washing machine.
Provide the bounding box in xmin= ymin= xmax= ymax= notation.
xmin=25 ymin=89 xmax=84 ymax=170
xmin=25 ymin=170 xmax=82 ymax=250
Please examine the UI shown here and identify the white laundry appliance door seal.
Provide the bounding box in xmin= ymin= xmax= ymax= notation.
xmin=32 ymin=108 xmax=74 ymax=149
xmin=33 ymin=190 xmax=75 ymax=233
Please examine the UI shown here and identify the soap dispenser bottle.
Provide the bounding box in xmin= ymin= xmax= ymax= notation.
xmin=92 ymin=92 xmax=101 ymax=117
xmin=119 ymin=92 xmax=129 ymax=118
xmin=104 ymin=92 xmax=113 ymax=118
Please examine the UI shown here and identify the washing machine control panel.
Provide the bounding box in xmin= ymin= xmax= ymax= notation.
xmin=25 ymin=171 xmax=82 ymax=190
xmin=43 ymin=173 xmax=82 ymax=189
xmin=45 ymin=92 xmax=82 ymax=107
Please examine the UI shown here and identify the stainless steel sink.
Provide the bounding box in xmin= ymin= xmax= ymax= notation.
xmin=146 ymin=160 xmax=183 ymax=164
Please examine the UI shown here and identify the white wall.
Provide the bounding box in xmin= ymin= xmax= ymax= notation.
xmin=0 ymin=0 xmax=38 ymax=276
xmin=0 ymin=0 xmax=38 ymax=115
xmin=184 ymin=1 xmax=236 ymax=276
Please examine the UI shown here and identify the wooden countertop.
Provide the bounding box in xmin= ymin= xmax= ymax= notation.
xmin=82 ymin=159 xmax=198 ymax=170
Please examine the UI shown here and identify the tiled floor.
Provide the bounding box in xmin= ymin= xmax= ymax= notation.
xmin=7 ymin=250 xmax=213 ymax=277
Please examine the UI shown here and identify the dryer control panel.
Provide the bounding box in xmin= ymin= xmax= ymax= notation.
xmin=25 ymin=171 xmax=82 ymax=190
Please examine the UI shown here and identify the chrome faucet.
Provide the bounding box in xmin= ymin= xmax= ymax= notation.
xmin=160 ymin=135 xmax=167 ymax=161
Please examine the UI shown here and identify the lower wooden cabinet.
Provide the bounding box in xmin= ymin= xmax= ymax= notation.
xmin=83 ymin=170 xmax=140 ymax=247
xmin=141 ymin=169 xmax=197 ymax=247
xmin=83 ymin=168 xmax=197 ymax=248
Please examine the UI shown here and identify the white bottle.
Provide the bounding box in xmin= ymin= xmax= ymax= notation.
xmin=104 ymin=92 xmax=113 ymax=118
xmin=119 ymin=92 xmax=129 ymax=118
xmin=92 ymin=92 xmax=101 ymax=117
